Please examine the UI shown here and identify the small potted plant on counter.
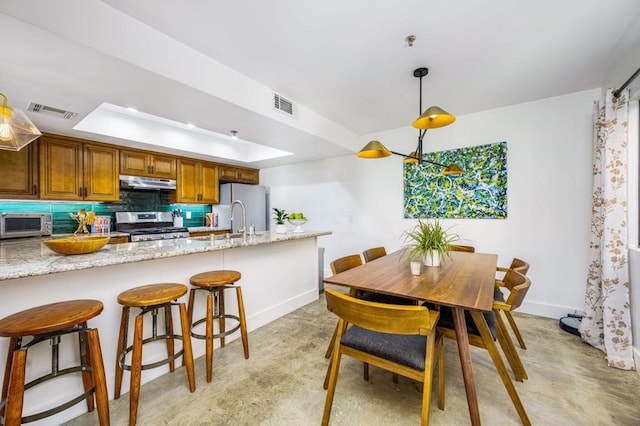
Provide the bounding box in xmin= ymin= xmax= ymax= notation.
xmin=402 ymin=219 xmax=459 ymax=267
xmin=273 ymin=208 xmax=288 ymax=234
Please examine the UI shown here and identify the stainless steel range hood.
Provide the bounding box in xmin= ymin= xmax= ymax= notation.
xmin=119 ymin=175 xmax=177 ymax=190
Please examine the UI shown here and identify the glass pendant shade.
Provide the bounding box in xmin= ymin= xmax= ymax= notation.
xmin=357 ymin=140 xmax=392 ymax=158
xmin=0 ymin=93 xmax=42 ymax=151
xmin=412 ymin=106 xmax=456 ymax=129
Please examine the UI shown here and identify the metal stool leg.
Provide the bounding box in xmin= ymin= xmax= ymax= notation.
xmin=206 ymin=291 xmax=214 ymax=382
xmin=218 ymin=289 xmax=226 ymax=347
xmin=78 ymin=322 xmax=95 ymax=412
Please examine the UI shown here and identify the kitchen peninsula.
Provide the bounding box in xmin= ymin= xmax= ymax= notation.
xmin=0 ymin=230 xmax=330 ymax=424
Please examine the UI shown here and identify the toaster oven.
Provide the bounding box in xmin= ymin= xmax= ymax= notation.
xmin=0 ymin=212 xmax=53 ymax=239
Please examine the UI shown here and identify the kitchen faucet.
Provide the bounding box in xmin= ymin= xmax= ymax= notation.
xmin=230 ymin=200 xmax=247 ymax=243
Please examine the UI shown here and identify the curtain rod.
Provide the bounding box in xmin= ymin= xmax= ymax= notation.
xmin=613 ymin=65 xmax=640 ymax=98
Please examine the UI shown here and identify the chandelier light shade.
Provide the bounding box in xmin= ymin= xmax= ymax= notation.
xmin=357 ymin=140 xmax=392 ymax=158
xmin=357 ymin=68 xmax=463 ymax=175
xmin=412 ymin=106 xmax=456 ymax=129
xmin=0 ymin=93 xmax=42 ymax=151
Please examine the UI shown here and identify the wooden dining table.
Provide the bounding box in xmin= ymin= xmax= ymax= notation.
xmin=323 ymin=250 xmax=529 ymax=425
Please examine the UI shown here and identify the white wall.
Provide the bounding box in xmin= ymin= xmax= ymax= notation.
xmin=261 ymin=88 xmax=601 ymax=319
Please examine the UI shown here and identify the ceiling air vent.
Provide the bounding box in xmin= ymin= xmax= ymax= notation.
xmin=27 ymin=103 xmax=78 ymax=120
xmin=273 ymin=93 xmax=294 ymax=115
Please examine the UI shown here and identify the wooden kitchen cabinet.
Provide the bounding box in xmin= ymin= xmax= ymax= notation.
xmin=120 ymin=149 xmax=176 ymax=179
xmin=176 ymin=159 xmax=219 ymax=204
xmin=0 ymin=141 xmax=39 ymax=199
xmin=218 ymin=165 xmax=259 ymax=184
xmin=39 ymin=134 xmax=119 ymax=201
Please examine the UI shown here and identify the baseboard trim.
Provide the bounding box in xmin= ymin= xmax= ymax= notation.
xmin=519 ymin=299 xmax=584 ymax=319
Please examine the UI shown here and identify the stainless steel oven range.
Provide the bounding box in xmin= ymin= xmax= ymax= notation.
xmin=115 ymin=212 xmax=189 ymax=242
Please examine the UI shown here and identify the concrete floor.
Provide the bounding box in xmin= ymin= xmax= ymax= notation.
xmin=65 ymin=288 xmax=640 ymax=425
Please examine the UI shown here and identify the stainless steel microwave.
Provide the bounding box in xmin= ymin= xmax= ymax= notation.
xmin=0 ymin=212 xmax=53 ymax=239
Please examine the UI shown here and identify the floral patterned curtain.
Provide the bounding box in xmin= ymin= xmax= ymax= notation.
xmin=580 ymin=89 xmax=634 ymax=370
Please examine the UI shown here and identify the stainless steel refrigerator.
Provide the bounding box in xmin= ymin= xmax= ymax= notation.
xmin=212 ymin=183 xmax=269 ymax=233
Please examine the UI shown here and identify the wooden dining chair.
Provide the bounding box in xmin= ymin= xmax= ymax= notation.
xmin=436 ymin=269 xmax=531 ymax=424
xmin=437 ymin=268 xmax=531 ymax=382
xmin=450 ymin=244 xmax=476 ymax=253
xmin=324 ymin=254 xmax=413 ymax=361
xmin=362 ymin=246 xmax=387 ymax=262
xmin=495 ymin=258 xmax=531 ymax=349
xmin=322 ymin=289 xmax=443 ymax=426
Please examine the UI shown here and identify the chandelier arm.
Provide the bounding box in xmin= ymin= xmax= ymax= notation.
xmin=388 ymin=150 xmax=448 ymax=168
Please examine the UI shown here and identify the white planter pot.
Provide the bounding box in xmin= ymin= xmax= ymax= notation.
xmin=275 ymin=224 xmax=287 ymax=234
xmin=424 ymin=251 xmax=440 ymax=267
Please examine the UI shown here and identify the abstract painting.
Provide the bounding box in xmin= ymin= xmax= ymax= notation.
xmin=403 ymin=141 xmax=507 ymax=219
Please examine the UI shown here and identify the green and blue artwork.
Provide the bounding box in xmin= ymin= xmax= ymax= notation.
xmin=403 ymin=141 xmax=507 ymax=219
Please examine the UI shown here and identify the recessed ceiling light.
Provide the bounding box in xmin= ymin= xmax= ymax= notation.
xmin=230 ymin=130 xmax=238 ymax=140
xmin=127 ymin=107 xmax=138 ymax=113
xmin=187 ymin=123 xmax=196 ymax=128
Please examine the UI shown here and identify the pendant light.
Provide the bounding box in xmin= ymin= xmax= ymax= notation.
xmin=357 ymin=68 xmax=463 ymax=175
xmin=0 ymin=93 xmax=42 ymax=151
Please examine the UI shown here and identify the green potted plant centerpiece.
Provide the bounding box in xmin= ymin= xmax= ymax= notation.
xmin=403 ymin=219 xmax=459 ymax=267
xmin=273 ymin=208 xmax=288 ymax=234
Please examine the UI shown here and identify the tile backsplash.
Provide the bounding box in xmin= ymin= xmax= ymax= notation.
xmin=0 ymin=190 xmax=211 ymax=234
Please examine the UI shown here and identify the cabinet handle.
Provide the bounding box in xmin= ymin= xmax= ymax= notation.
xmin=79 ymin=187 xmax=83 ymax=197
xmin=33 ymin=184 xmax=37 ymax=194
xmin=150 ymin=165 xmax=154 ymax=174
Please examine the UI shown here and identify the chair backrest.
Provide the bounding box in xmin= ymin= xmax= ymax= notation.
xmin=509 ymin=258 xmax=530 ymax=275
xmin=503 ymin=269 xmax=531 ymax=309
xmin=362 ymin=247 xmax=387 ymax=263
xmin=330 ymin=254 xmax=363 ymax=275
xmin=450 ymin=245 xmax=476 ymax=253
xmin=324 ymin=288 xmax=438 ymax=336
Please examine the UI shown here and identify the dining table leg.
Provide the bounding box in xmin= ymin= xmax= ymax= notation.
xmin=469 ymin=310 xmax=531 ymax=426
xmin=451 ymin=307 xmax=481 ymax=426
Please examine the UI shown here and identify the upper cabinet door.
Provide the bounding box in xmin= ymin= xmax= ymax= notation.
xmin=120 ymin=150 xmax=150 ymax=176
xmin=218 ymin=165 xmax=259 ymax=184
xmin=0 ymin=141 xmax=39 ymax=199
xmin=176 ymin=159 xmax=199 ymax=203
xmin=39 ymin=136 xmax=83 ymax=200
xmin=175 ymin=159 xmax=219 ymax=204
xmin=120 ymin=149 xmax=176 ymax=179
xmin=83 ymin=143 xmax=119 ymax=202
xmin=149 ymin=154 xmax=177 ymax=179
xmin=39 ymin=134 xmax=120 ymax=201
xmin=200 ymin=162 xmax=219 ymax=204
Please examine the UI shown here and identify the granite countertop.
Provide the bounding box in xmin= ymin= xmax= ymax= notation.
xmin=188 ymin=227 xmax=230 ymax=233
xmin=0 ymin=231 xmax=332 ymax=281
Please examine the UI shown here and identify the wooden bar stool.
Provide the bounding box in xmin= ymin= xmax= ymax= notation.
xmin=114 ymin=283 xmax=195 ymax=425
xmin=0 ymin=299 xmax=109 ymax=426
xmin=188 ymin=270 xmax=249 ymax=382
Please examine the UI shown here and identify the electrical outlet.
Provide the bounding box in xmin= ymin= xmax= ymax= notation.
xmin=186 ymin=211 xmax=192 ymax=219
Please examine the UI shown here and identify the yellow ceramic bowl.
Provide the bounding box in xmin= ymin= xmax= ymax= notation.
xmin=43 ymin=236 xmax=111 ymax=255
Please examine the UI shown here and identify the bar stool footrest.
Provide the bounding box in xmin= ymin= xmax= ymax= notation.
xmin=118 ymin=334 xmax=187 ymax=371
xmin=190 ymin=315 xmax=241 ymax=340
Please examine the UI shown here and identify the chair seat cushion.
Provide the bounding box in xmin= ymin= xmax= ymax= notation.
xmin=340 ymin=326 xmax=427 ymax=370
xmin=437 ymin=306 xmax=497 ymax=340
xmin=356 ymin=291 xmax=415 ymax=305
